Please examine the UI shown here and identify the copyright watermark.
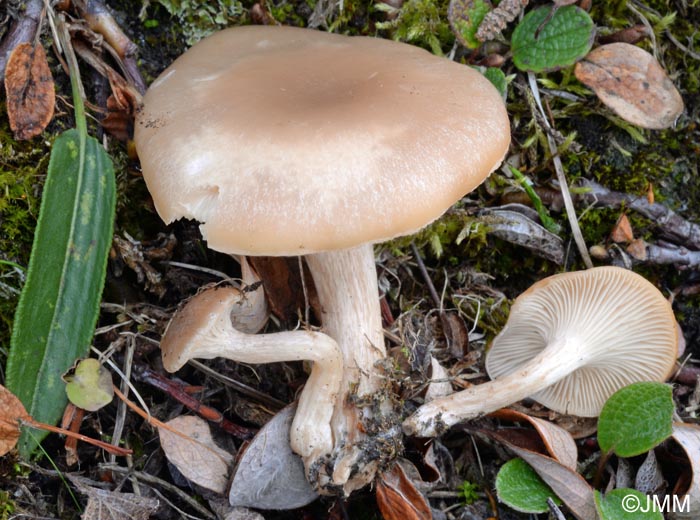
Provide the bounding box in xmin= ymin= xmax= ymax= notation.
xmin=621 ymin=494 xmax=690 ymax=514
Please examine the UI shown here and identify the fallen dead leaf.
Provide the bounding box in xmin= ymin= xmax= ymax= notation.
xmin=376 ymin=463 xmax=432 ymax=520
xmin=424 ymin=357 xmax=453 ymax=403
xmin=68 ymin=475 xmax=159 ymax=520
xmin=4 ymin=42 xmax=55 ymax=140
xmin=574 ymin=42 xmax=684 ymax=129
xmin=490 ymin=409 xmax=578 ymax=470
xmin=0 ymin=384 xmax=30 ymax=456
xmin=158 ymin=415 xmax=234 ymax=494
xmin=492 ymin=432 xmax=597 ymax=520
xmin=635 ymin=449 xmax=663 ymax=494
xmin=440 ymin=311 xmax=469 ymax=359
xmin=247 ymin=257 xmax=320 ymax=324
xmin=626 ymin=238 xmax=648 ymax=261
xmin=611 ymin=213 xmax=634 ymax=243
xmin=483 ymin=429 xmax=598 ymax=520
xmin=229 ymin=404 xmax=318 ymax=509
xmin=669 ymin=423 xmax=700 ymax=518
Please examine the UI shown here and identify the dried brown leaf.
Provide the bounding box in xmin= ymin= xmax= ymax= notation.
xmin=490 ymin=409 xmax=578 ymax=470
xmin=627 ymin=238 xmax=648 ymax=261
xmin=0 ymin=384 xmax=30 ymax=456
xmin=574 ymin=43 xmax=684 ymax=129
xmin=440 ymin=311 xmax=469 ymax=359
xmin=599 ymin=24 xmax=650 ymax=46
xmin=669 ymin=423 xmax=700 ymax=518
xmin=158 ymin=415 xmax=234 ymax=494
xmin=611 ymin=213 xmax=634 ymax=243
xmin=247 ymin=257 xmax=320 ymax=324
xmin=68 ymin=475 xmax=159 ymax=520
xmin=101 ymin=68 xmax=141 ymax=141
xmin=493 ymin=432 xmax=597 ymax=520
xmin=376 ymin=463 xmax=432 ymax=520
xmin=4 ymin=42 xmax=55 ymax=140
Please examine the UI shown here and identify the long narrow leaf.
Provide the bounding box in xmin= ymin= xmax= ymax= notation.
xmin=6 ymin=129 xmax=115 ymax=456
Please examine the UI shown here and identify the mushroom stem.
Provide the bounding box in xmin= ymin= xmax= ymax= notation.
xmin=305 ymin=244 xmax=387 ymax=493
xmin=163 ymin=288 xmax=343 ymax=462
xmin=403 ymin=336 xmax=588 ymax=437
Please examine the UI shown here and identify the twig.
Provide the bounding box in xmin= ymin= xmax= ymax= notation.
xmin=0 ymin=0 xmax=44 ymax=79
xmin=188 ymin=359 xmax=286 ymax=409
xmin=527 ymin=72 xmax=593 ymax=268
xmin=410 ymin=242 xmax=441 ymax=308
xmin=626 ymin=1 xmax=658 ymax=61
xmin=138 ymin=367 xmax=256 ymax=440
xmin=547 ymin=497 xmax=567 ymax=520
xmin=109 ymin=335 xmax=136 ymax=464
xmin=71 ymin=0 xmax=147 ymax=93
xmin=162 ymin=261 xmax=234 ymax=281
xmin=581 ymin=180 xmax=700 ymax=250
xmin=101 ymin=464 xmax=217 ymax=519
xmin=665 ymin=30 xmax=700 ymax=60
xmin=18 ymin=416 xmax=132 ymax=456
xmin=628 ymin=240 xmax=700 ymax=268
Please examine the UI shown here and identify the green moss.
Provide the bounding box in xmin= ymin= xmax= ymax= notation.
xmin=375 ymin=0 xmax=453 ymax=54
xmin=0 ymin=490 xmax=15 ymax=520
xmin=0 ymin=115 xmax=51 ymax=351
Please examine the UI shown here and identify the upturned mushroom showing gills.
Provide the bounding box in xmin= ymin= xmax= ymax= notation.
xmin=403 ymin=267 xmax=679 ymax=437
xmin=134 ymin=25 xmax=510 ymax=494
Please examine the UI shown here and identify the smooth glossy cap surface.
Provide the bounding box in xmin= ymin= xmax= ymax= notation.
xmin=134 ymin=26 xmax=510 ymax=255
xmin=485 ymin=266 xmax=678 ymax=417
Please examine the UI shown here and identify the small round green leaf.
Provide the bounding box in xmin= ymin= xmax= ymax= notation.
xmin=511 ymin=6 xmax=595 ymax=72
xmin=594 ymin=489 xmax=663 ymax=520
xmin=495 ymin=458 xmax=561 ymax=513
xmin=597 ymin=382 xmax=673 ymax=458
xmin=64 ymin=358 xmax=114 ymax=412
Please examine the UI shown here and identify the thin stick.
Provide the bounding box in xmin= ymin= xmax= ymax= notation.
xmin=527 ymin=72 xmax=593 ymax=268
xmin=112 ymin=386 xmax=233 ymax=459
xmin=20 ymin=417 xmax=132 ymax=456
xmin=410 ymin=242 xmax=441 ymax=308
xmin=188 ymin=359 xmax=286 ymax=409
xmin=102 ymin=464 xmax=217 ymax=519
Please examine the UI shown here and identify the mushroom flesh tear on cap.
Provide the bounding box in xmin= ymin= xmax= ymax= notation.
xmin=135 ymin=25 xmax=510 ymax=494
xmin=403 ymin=266 xmax=679 ymax=437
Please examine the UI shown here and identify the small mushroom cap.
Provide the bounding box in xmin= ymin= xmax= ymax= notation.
xmin=134 ymin=26 xmax=510 ymax=256
xmin=486 ymin=266 xmax=678 ymax=417
xmin=160 ymin=287 xmax=241 ymax=372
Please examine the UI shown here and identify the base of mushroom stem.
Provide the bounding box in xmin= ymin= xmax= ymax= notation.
xmin=305 ymin=412 xmax=404 ymax=495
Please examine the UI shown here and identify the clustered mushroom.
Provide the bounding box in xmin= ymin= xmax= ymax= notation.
xmin=403 ymin=266 xmax=679 ymax=437
xmin=134 ymin=25 xmax=510 ymax=494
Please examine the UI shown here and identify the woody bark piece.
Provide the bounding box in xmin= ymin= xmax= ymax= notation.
xmin=0 ymin=0 xmax=43 ymax=80
xmin=71 ymin=0 xmax=146 ymax=93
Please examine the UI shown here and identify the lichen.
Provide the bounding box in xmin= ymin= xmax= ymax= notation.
xmin=142 ymin=0 xmax=248 ymax=46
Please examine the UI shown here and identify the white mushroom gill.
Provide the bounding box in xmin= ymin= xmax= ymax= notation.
xmin=403 ymin=267 xmax=678 ymax=438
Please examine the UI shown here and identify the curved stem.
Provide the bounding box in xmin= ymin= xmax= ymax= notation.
xmin=403 ymin=337 xmax=586 ymax=437
xmin=171 ymin=292 xmax=343 ymax=462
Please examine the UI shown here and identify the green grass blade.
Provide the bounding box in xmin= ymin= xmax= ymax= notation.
xmin=6 ymin=129 xmax=115 ymax=457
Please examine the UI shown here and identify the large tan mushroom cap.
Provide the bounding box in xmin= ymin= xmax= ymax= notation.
xmin=134 ymin=26 xmax=510 ymax=256
xmin=485 ymin=266 xmax=678 ymax=417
